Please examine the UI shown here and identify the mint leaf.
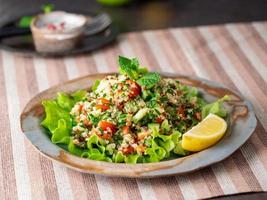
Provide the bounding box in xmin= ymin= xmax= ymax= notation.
xmin=138 ymin=67 xmax=148 ymax=74
xmin=137 ymin=72 xmax=161 ymax=89
xmin=118 ymin=56 xmax=139 ymax=79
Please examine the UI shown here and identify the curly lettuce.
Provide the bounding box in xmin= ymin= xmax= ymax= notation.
xmin=41 ymin=90 xmax=87 ymax=147
xmin=201 ymin=95 xmax=229 ymax=119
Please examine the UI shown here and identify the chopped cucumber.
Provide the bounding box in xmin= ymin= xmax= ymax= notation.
xmin=133 ymin=108 xmax=150 ymax=123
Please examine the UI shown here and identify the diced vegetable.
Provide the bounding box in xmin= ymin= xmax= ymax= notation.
xmin=132 ymin=108 xmax=150 ymax=123
xmin=98 ymin=121 xmax=117 ymax=134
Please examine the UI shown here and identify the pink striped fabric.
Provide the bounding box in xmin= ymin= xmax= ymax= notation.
xmin=0 ymin=21 xmax=267 ymax=200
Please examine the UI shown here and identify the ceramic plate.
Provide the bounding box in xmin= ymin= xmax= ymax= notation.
xmin=20 ymin=73 xmax=257 ymax=178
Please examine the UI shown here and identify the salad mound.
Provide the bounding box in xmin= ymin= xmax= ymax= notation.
xmin=41 ymin=56 xmax=228 ymax=163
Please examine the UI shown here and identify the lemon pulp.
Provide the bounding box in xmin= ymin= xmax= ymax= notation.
xmin=181 ymin=113 xmax=227 ymax=152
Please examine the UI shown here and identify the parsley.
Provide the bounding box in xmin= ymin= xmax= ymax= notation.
xmin=118 ymin=113 xmax=127 ymax=126
xmin=88 ymin=114 xmax=100 ymax=126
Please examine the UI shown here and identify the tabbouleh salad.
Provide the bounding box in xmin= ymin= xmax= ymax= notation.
xmin=41 ymin=56 xmax=228 ymax=163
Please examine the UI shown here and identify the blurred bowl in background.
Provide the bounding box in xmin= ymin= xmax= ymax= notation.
xmin=30 ymin=11 xmax=87 ymax=53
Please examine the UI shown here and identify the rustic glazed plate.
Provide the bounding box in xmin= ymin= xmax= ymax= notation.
xmin=20 ymin=73 xmax=257 ymax=178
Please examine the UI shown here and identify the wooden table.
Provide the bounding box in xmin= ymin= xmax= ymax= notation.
xmin=0 ymin=21 xmax=267 ymax=199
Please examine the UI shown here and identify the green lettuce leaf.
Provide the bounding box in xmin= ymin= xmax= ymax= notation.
xmin=145 ymin=140 xmax=166 ymax=162
xmin=157 ymin=135 xmax=175 ymax=152
xmin=125 ymin=154 xmax=140 ymax=164
xmin=51 ymin=119 xmax=70 ymax=144
xmin=113 ymin=151 xmax=125 ymax=163
xmin=85 ymin=134 xmax=114 ymax=162
xmin=170 ymin=130 xmax=188 ymax=156
xmin=161 ymin=119 xmax=170 ymax=133
xmin=201 ymin=95 xmax=230 ymax=119
xmin=68 ymin=139 xmax=84 ymax=156
xmin=41 ymin=100 xmax=72 ymax=133
xmin=148 ymin=123 xmax=160 ymax=137
xmin=173 ymin=141 xmax=189 ymax=156
xmin=87 ymin=134 xmax=106 ymax=154
xmin=56 ymin=92 xmax=75 ymax=111
xmin=71 ymin=90 xmax=87 ymax=102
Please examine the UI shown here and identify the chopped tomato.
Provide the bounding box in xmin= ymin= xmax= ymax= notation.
xmin=122 ymin=146 xmax=135 ymax=155
xmin=122 ymin=126 xmax=130 ymax=135
xmin=98 ymin=121 xmax=117 ymax=134
xmin=177 ymin=106 xmax=186 ymax=120
xmin=83 ymin=118 xmax=91 ymax=127
xmin=102 ymin=133 xmax=112 ymax=140
xmin=79 ymin=104 xmax=84 ymax=111
xmin=116 ymin=83 xmax=124 ymax=94
xmin=126 ymin=80 xmax=141 ymax=98
xmin=116 ymin=102 xmax=124 ymax=110
xmin=95 ymin=104 xmax=109 ymax=111
xmin=118 ymin=83 xmax=123 ymax=89
xmin=155 ymin=117 xmax=163 ymax=123
xmin=98 ymin=98 xmax=110 ymax=104
xmin=194 ymin=112 xmax=201 ymax=121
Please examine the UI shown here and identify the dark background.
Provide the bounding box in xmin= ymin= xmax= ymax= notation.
xmin=1 ymin=0 xmax=267 ymax=32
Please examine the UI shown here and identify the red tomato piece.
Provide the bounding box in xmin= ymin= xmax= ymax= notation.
xmin=116 ymin=102 xmax=124 ymax=110
xmin=122 ymin=126 xmax=130 ymax=135
xmin=95 ymin=104 xmax=109 ymax=111
xmin=177 ymin=106 xmax=186 ymax=120
xmin=155 ymin=117 xmax=163 ymax=124
xmin=79 ymin=104 xmax=84 ymax=111
xmin=83 ymin=118 xmax=91 ymax=127
xmin=194 ymin=112 xmax=201 ymax=121
xmin=98 ymin=121 xmax=117 ymax=134
xmin=122 ymin=146 xmax=135 ymax=155
xmin=126 ymin=80 xmax=141 ymax=98
xmin=102 ymin=133 xmax=112 ymax=140
xmin=98 ymin=98 xmax=110 ymax=104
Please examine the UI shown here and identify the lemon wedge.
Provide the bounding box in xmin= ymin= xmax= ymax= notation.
xmin=182 ymin=113 xmax=227 ymax=152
